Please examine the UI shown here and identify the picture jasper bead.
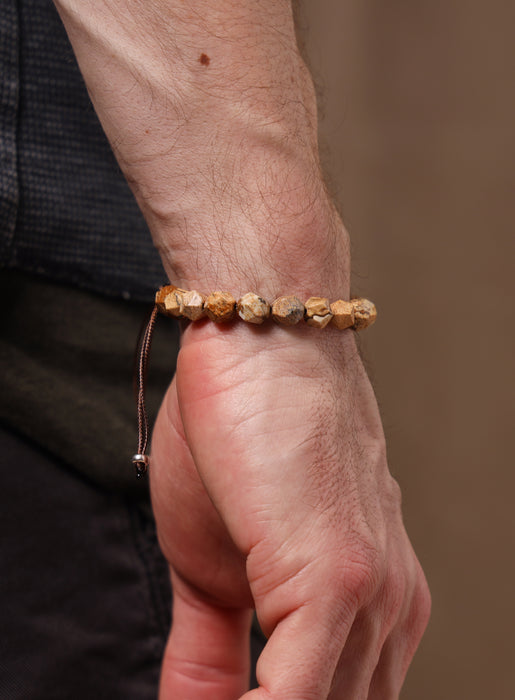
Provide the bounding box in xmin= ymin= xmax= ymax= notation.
xmin=155 ymin=285 xmax=173 ymax=313
xmin=330 ymin=299 xmax=355 ymax=330
xmin=237 ymin=293 xmax=271 ymax=324
xmin=163 ymin=288 xmax=186 ymax=317
xmin=304 ymin=296 xmax=333 ymax=328
xmin=351 ymin=298 xmax=377 ymax=330
xmin=155 ymin=285 xmax=181 ymax=314
xmin=181 ymin=289 xmax=206 ymax=321
xmin=271 ymin=296 xmax=305 ymax=326
xmin=204 ymin=291 xmax=236 ymax=322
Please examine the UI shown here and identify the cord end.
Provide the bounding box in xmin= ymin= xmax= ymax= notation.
xmin=132 ymin=454 xmax=149 ymax=478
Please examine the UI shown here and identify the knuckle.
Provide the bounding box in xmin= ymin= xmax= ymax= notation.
xmin=336 ymin=542 xmax=384 ymax=608
xmin=404 ymin=569 xmax=432 ymax=652
xmin=387 ymin=476 xmax=403 ymax=510
xmin=383 ymin=565 xmax=408 ymax=621
xmin=413 ymin=573 xmax=432 ymax=629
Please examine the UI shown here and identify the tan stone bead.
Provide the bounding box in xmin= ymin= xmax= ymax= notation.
xmin=271 ymin=296 xmax=305 ymax=326
xmin=182 ymin=289 xmax=206 ymax=321
xmin=330 ymin=299 xmax=355 ymax=330
xmin=237 ymin=293 xmax=271 ymax=324
xmin=163 ymin=288 xmax=186 ymax=317
xmin=351 ymin=298 xmax=378 ymax=330
xmin=304 ymin=296 xmax=333 ymax=328
xmin=204 ymin=291 xmax=236 ymax=322
xmin=155 ymin=285 xmax=178 ymax=314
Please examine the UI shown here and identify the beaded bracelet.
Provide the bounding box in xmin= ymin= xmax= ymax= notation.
xmin=155 ymin=285 xmax=377 ymax=331
xmin=132 ymin=285 xmax=377 ymax=478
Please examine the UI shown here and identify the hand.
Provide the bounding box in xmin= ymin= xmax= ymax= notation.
xmin=150 ymin=319 xmax=431 ymax=699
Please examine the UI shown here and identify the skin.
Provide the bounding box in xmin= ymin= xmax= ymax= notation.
xmin=54 ymin=1 xmax=431 ymax=697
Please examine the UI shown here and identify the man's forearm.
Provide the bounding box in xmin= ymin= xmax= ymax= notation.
xmin=52 ymin=8 xmax=432 ymax=698
xmin=54 ymin=0 xmax=350 ymax=299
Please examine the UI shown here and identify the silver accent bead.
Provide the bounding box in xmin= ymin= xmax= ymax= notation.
xmin=132 ymin=454 xmax=149 ymax=478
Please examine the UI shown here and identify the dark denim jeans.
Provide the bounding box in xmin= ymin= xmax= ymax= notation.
xmin=0 ymin=426 xmax=170 ymax=699
xmin=0 ymin=426 xmax=265 ymax=698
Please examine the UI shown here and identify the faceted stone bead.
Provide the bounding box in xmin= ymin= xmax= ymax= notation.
xmin=204 ymin=291 xmax=236 ymax=322
xmin=330 ymin=299 xmax=355 ymax=330
xmin=163 ymin=288 xmax=185 ymax=317
xmin=155 ymin=285 xmax=178 ymax=314
xmin=304 ymin=296 xmax=333 ymax=328
xmin=351 ymin=298 xmax=377 ymax=330
xmin=237 ymin=293 xmax=271 ymax=324
xmin=271 ymin=296 xmax=305 ymax=326
xmin=182 ymin=289 xmax=206 ymax=321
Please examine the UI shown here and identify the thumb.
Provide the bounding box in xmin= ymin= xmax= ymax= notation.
xmin=159 ymin=571 xmax=253 ymax=700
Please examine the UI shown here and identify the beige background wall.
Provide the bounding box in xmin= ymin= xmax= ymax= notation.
xmin=301 ymin=1 xmax=515 ymax=698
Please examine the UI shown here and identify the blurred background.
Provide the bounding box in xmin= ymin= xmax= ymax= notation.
xmin=300 ymin=1 xmax=515 ymax=698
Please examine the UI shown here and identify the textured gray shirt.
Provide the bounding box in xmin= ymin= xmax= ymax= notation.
xmin=0 ymin=0 xmax=166 ymax=301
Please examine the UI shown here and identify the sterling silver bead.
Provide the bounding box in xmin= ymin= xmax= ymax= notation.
xmin=132 ymin=454 xmax=149 ymax=478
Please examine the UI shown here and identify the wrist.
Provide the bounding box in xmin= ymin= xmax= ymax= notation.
xmin=151 ymin=184 xmax=350 ymax=302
